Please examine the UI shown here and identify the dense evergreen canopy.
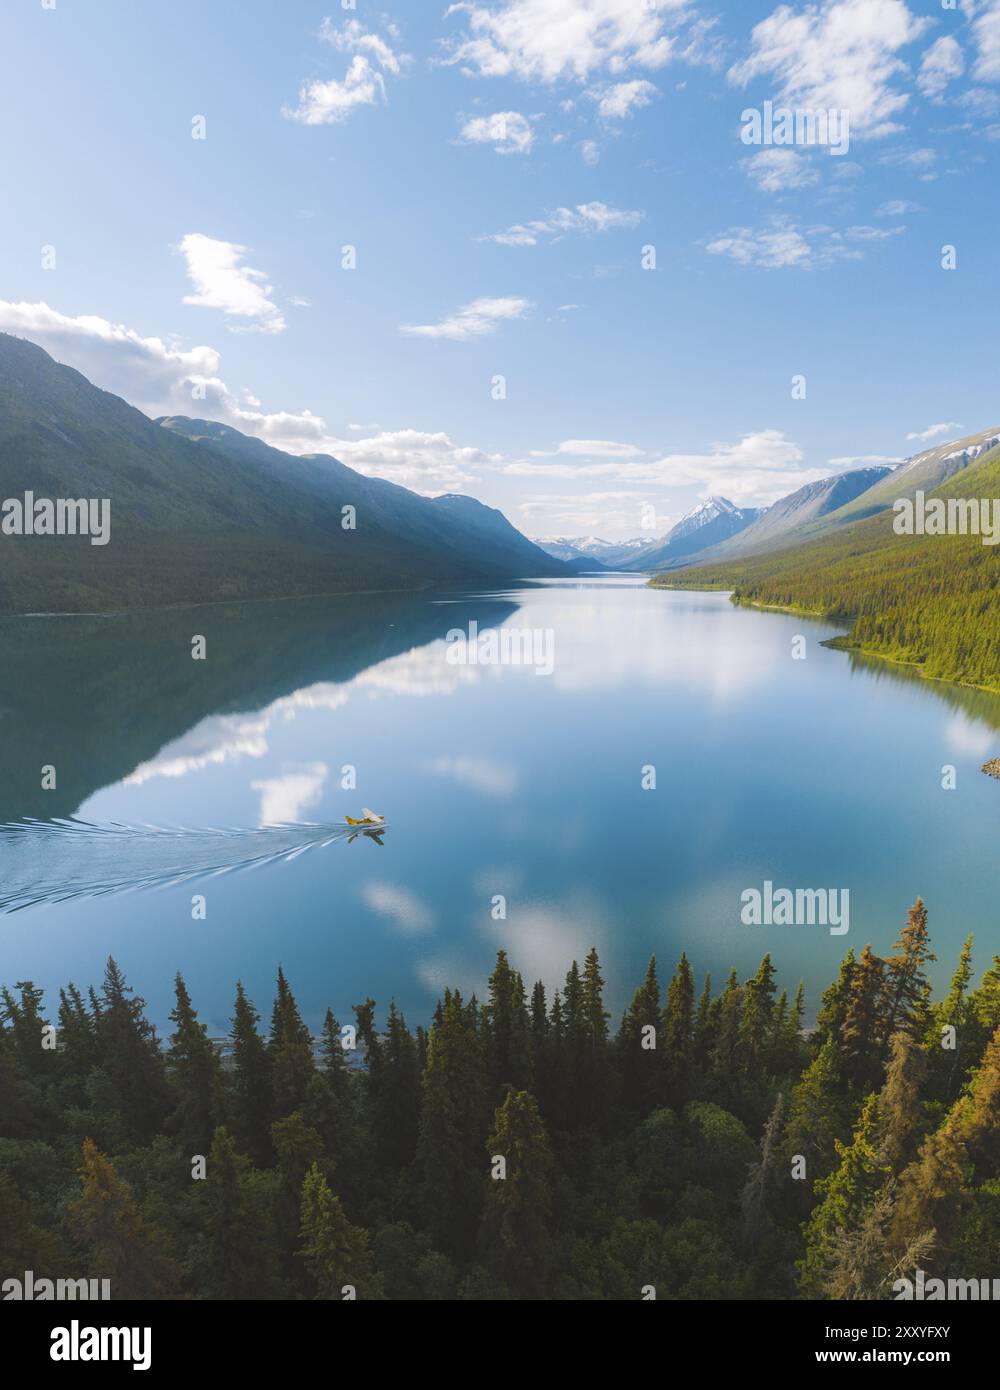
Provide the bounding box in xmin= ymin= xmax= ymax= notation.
xmin=2 ymin=904 xmax=999 ymax=1300
xmin=655 ymin=448 xmax=1000 ymax=693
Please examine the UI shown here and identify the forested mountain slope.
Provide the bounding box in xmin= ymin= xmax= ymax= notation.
xmin=656 ymin=443 xmax=1000 ymax=691
xmin=0 ymin=335 xmax=564 ymax=613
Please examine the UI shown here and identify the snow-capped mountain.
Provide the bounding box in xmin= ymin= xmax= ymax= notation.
xmin=622 ymin=497 xmax=765 ymax=571
xmin=536 ymin=535 xmax=658 ymax=567
xmin=667 ymin=496 xmax=742 ymax=541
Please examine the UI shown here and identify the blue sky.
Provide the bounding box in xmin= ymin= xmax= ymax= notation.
xmin=2 ymin=0 xmax=999 ymax=538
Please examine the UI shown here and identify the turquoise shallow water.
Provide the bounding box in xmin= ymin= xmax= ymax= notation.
xmin=1 ymin=576 xmax=998 ymax=1034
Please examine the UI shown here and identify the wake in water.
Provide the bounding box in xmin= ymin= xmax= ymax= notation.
xmin=0 ymin=818 xmax=386 ymax=913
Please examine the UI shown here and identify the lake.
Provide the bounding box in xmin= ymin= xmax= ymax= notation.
xmin=2 ymin=575 xmax=998 ymax=1037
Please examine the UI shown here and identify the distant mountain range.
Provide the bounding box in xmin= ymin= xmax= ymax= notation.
xmin=536 ymin=498 xmax=763 ymax=571
xmin=540 ymin=429 xmax=1000 ymax=579
xmin=0 ymin=334 xmax=566 ymax=613
xmin=535 ymin=535 xmax=652 ymax=567
xmin=621 ymin=496 xmax=765 ymax=571
xmin=656 ymin=425 xmax=1000 ymax=692
xmin=531 ymin=425 xmax=1000 ymax=690
xmin=650 ymin=466 xmax=896 ymax=571
xmin=537 ymin=498 xmax=763 ymax=572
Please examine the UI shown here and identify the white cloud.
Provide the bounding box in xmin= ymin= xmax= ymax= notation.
xmin=177 ymin=233 xmax=285 ymax=334
xmin=744 ymin=148 xmax=820 ymax=191
xmin=706 ymin=225 xmax=813 ymax=268
xmin=958 ymin=86 xmax=1000 ymax=118
xmin=330 ymin=429 xmax=497 ymax=486
xmin=827 ymin=453 xmax=901 ymax=466
xmin=729 ymin=0 xmax=931 ymax=139
xmin=251 ymin=763 xmax=328 ymax=825
xmin=943 ymin=713 xmax=996 ymax=759
xmin=481 ymin=200 xmax=642 ymax=246
xmin=971 ymin=0 xmax=1000 ymax=82
xmin=123 ymin=692 xmax=350 ymax=789
xmin=508 ymin=430 xmax=822 ymax=506
xmin=443 ymin=0 xmax=688 ymax=83
xmin=424 ymin=755 xmax=520 ymax=797
xmin=592 ymin=78 xmax=657 ymax=119
xmin=285 ymin=55 xmax=388 ymax=124
xmin=284 ymin=21 xmax=406 ymax=126
xmin=531 ymin=439 xmax=644 ymax=458
xmin=360 ymin=883 xmax=434 ymax=935
xmin=705 ymin=219 xmax=904 ymax=268
xmin=650 ymin=431 xmax=818 ymax=504
xmin=0 ymin=299 xmax=221 ymax=416
xmin=917 ymin=35 xmax=964 ymax=100
xmin=518 ymin=491 xmax=653 ymax=533
xmin=844 ymin=223 xmax=906 ymax=240
xmin=399 ymin=295 xmax=532 ymax=341
xmin=0 ymin=300 xmax=494 ymax=488
xmin=875 ymin=198 xmax=923 ymax=214
xmin=580 ymin=138 xmax=601 ymax=164
xmin=319 ymin=16 xmax=404 ymax=75
xmin=877 ymin=145 xmax=936 ymax=168
xmin=905 ymin=421 xmax=962 ymax=444
xmin=459 ymin=110 xmax=534 ymax=153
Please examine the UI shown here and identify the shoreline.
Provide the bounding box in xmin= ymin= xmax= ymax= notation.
xmin=649 ymin=577 xmax=1000 ymax=699
xmin=1 ymin=571 xmax=563 ymax=622
xmin=1 ymin=580 xmax=438 ymax=621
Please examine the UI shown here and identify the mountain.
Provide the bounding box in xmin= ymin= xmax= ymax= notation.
xmin=813 ymin=427 xmax=1000 ymax=528
xmin=624 ymin=497 xmax=764 ymax=571
xmin=0 ymin=589 xmax=518 ymax=824
xmin=657 ymin=465 xmax=895 ymax=571
xmin=656 ymin=432 xmax=1000 ymax=691
xmin=654 ymin=429 xmax=1000 ymax=576
xmin=535 ymin=535 xmax=650 ymax=567
xmin=0 ymin=334 xmax=565 ymax=613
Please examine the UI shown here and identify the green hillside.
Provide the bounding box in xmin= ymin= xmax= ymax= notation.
xmin=0 ymin=335 xmax=563 ymax=613
xmin=655 ymin=445 xmax=1000 ymax=692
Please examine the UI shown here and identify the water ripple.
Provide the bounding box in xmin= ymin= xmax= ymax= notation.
xmin=0 ymin=818 xmax=386 ymax=913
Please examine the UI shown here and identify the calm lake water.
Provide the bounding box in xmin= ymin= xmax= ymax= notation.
xmin=2 ymin=576 xmax=999 ymax=1035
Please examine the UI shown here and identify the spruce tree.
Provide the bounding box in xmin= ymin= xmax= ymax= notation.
xmin=370 ymin=1001 xmax=421 ymax=1170
xmin=67 ymin=1139 xmax=180 ymax=1297
xmin=927 ymin=935 xmax=977 ymax=1101
xmin=193 ymin=1126 xmax=280 ymax=1298
xmin=94 ymin=958 xmax=170 ymax=1141
xmin=166 ymin=973 xmax=224 ymax=1154
xmin=663 ymin=953 xmax=696 ymax=1105
xmin=881 ymin=899 xmax=936 ymax=1055
xmin=840 ymin=944 xmax=887 ymax=1091
xmin=738 ymin=954 xmax=777 ymax=1072
xmin=814 ymin=949 xmax=856 ymax=1046
xmin=893 ymin=1021 xmax=1000 ymax=1264
xmin=319 ymin=1007 xmax=350 ymax=1100
xmin=298 ymin=1163 xmax=380 ymax=1299
xmin=269 ymin=966 xmax=314 ymax=1119
xmin=479 ymin=1089 xmax=554 ymax=1297
xmin=229 ymin=981 xmax=273 ymax=1165
xmin=781 ymin=1038 xmax=850 ymax=1190
xmin=878 ymin=1031 xmax=928 ymax=1170
xmin=483 ymin=951 xmax=533 ymax=1096
xmin=617 ymin=956 xmax=662 ymax=1113
xmin=57 ymin=984 xmax=99 ymax=1080
xmin=416 ymin=990 xmax=490 ymax=1257
xmin=0 ymin=981 xmax=50 ymax=1074
xmin=799 ymin=1095 xmax=891 ymax=1298
xmin=693 ymin=972 xmax=714 ymax=1071
xmin=578 ymin=948 xmax=614 ymax=1125
xmin=709 ymin=969 xmax=743 ymax=1099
